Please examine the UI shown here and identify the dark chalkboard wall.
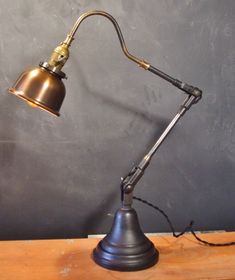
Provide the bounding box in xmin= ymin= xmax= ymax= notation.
xmin=0 ymin=0 xmax=234 ymax=240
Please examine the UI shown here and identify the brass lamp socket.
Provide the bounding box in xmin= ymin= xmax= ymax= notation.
xmin=48 ymin=42 xmax=70 ymax=71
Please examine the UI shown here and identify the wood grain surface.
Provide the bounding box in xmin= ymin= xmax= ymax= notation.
xmin=0 ymin=232 xmax=235 ymax=280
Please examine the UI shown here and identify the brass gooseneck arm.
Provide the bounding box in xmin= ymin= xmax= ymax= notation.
xmin=47 ymin=10 xmax=149 ymax=71
xmin=47 ymin=10 xmax=202 ymax=100
xmin=63 ymin=10 xmax=150 ymax=69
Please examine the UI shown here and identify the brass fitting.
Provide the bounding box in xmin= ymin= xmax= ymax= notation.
xmin=139 ymin=60 xmax=150 ymax=70
xmin=48 ymin=42 xmax=70 ymax=70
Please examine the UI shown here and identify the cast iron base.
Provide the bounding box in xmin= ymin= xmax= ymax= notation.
xmin=93 ymin=207 xmax=159 ymax=271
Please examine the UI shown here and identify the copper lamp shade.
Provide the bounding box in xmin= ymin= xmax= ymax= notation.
xmin=9 ymin=66 xmax=65 ymax=116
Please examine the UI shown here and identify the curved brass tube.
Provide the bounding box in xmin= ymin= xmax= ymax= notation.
xmin=63 ymin=10 xmax=150 ymax=69
xmin=46 ymin=10 xmax=202 ymax=100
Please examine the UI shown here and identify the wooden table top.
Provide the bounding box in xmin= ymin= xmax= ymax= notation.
xmin=0 ymin=232 xmax=235 ymax=280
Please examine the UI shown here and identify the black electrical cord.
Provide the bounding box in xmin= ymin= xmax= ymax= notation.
xmin=133 ymin=196 xmax=235 ymax=246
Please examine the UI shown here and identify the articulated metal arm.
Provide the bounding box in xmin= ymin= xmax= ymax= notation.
xmin=40 ymin=10 xmax=203 ymax=206
xmin=121 ymin=95 xmax=197 ymax=204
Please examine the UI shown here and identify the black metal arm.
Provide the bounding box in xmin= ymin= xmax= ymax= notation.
xmin=121 ymin=94 xmax=200 ymax=206
xmin=148 ymin=65 xmax=202 ymax=100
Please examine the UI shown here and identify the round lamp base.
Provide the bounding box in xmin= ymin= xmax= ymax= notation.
xmin=93 ymin=207 xmax=159 ymax=271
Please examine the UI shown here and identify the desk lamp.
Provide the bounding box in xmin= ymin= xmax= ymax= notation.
xmin=9 ymin=11 xmax=202 ymax=271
